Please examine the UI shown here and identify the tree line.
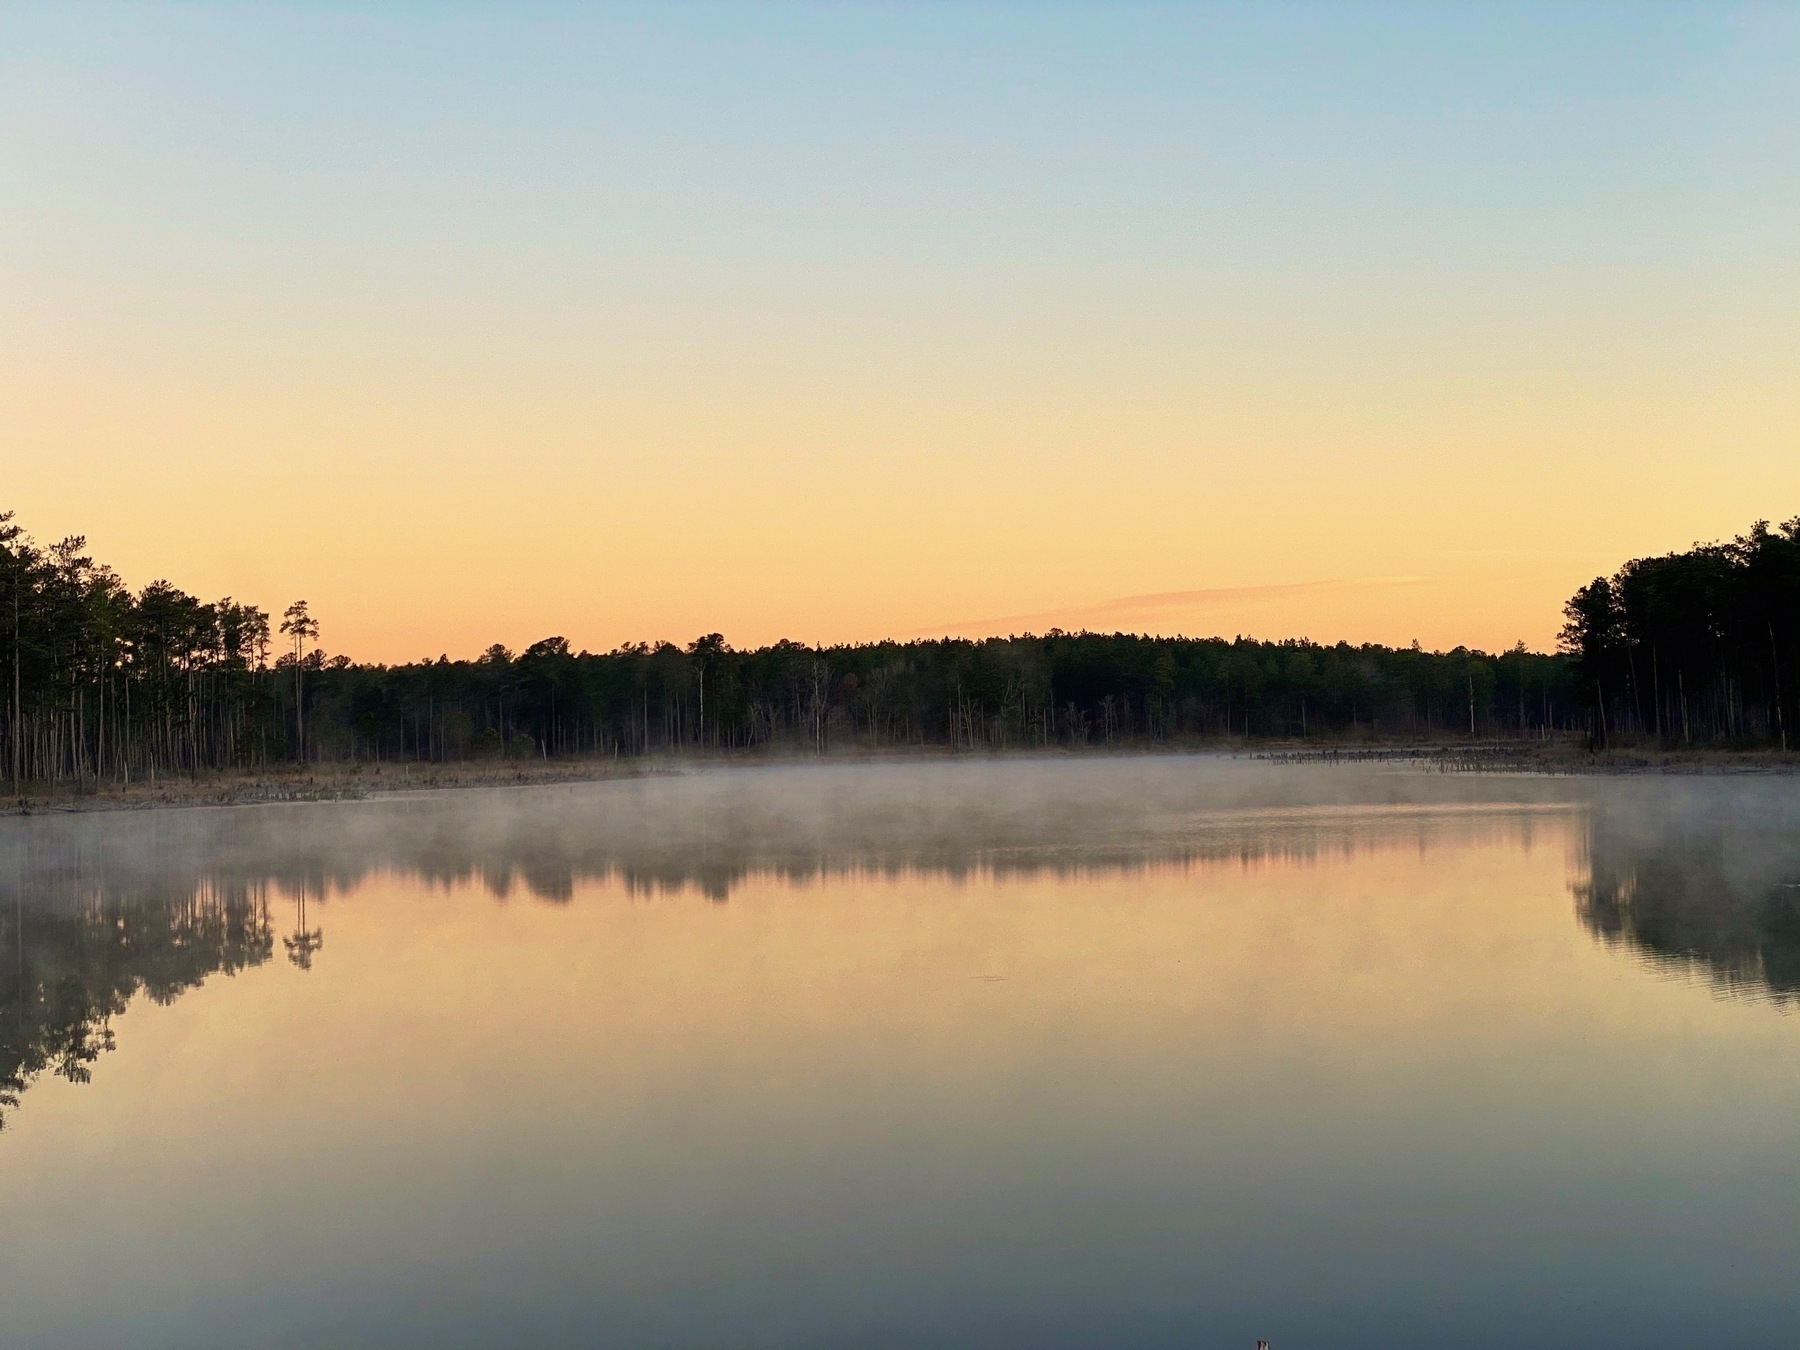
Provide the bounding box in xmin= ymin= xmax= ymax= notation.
xmin=42 ymin=503 xmax=1800 ymax=788
xmin=0 ymin=512 xmax=350 ymax=788
xmin=303 ymin=629 xmax=1572 ymax=765
xmin=1560 ymin=518 xmax=1800 ymax=749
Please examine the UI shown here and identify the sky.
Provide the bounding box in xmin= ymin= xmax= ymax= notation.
xmin=2 ymin=2 xmax=1796 ymax=662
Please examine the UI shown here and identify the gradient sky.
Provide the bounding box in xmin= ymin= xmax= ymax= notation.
xmin=3 ymin=2 xmax=1795 ymax=661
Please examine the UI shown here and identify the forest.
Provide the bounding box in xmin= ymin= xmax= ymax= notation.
xmin=1560 ymin=518 xmax=1800 ymax=750
xmin=2 ymin=506 xmax=1792 ymax=786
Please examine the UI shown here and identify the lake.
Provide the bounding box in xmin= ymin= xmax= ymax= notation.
xmin=1 ymin=757 xmax=1795 ymax=1348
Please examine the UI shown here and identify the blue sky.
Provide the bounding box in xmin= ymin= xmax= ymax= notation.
xmin=3 ymin=3 xmax=1795 ymax=655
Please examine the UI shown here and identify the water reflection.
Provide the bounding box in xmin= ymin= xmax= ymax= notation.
xmin=3 ymin=760 xmax=1797 ymax=1132
xmin=1 ymin=880 xmax=273 ymax=1128
xmin=1577 ymin=793 xmax=1800 ymax=1004
xmin=4 ymin=761 xmax=1799 ymax=1350
xmin=283 ymin=885 xmax=324 ymax=971
xmin=5 ymin=757 xmax=1586 ymax=907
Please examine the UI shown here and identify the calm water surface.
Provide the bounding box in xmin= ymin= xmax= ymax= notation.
xmin=1 ymin=758 xmax=1795 ymax=1348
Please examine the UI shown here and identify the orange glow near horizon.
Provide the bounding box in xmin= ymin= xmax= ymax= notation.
xmin=8 ymin=362 xmax=1793 ymax=660
xmin=4 ymin=6 xmax=1796 ymax=661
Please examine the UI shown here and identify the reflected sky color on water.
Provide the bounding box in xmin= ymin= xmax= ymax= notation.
xmin=1 ymin=759 xmax=1796 ymax=1349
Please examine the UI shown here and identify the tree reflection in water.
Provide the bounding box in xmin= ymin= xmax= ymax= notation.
xmin=1576 ymin=803 xmax=1800 ymax=1004
xmin=2 ymin=763 xmax=1797 ymax=1128
xmin=1 ymin=877 xmax=274 ymax=1129
xmin=284 ymin=883 xmax=324 ymax=970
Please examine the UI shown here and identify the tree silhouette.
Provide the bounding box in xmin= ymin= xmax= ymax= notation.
xmin=280 ymin=600 xmax=321 ymax=760
xmin=22 ymin=503 xmax=1800 ymax=777
xmin=1561 ymin=519 xmax=1800 ymax=747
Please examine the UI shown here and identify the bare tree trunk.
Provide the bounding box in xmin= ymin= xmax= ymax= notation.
xmin=1770 ymin=622 xmax=1787 ymax=752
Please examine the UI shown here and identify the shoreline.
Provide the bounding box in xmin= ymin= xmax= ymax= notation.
xmin=4 ymin=738 xmax=1798 ymax=818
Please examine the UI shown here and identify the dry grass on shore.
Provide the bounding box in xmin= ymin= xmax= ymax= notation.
xmin=0 ymin=755 xmax=672 ymax=816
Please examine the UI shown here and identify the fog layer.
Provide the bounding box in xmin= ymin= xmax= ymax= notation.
xmin=3 ymin=755 xmax=1797 ymax=1130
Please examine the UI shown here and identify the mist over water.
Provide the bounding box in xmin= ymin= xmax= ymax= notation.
xmin=4 ymin=755 xmax=1594 ymax=899
xmin=1 ymin=756 xmax=1796 ymax=1348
